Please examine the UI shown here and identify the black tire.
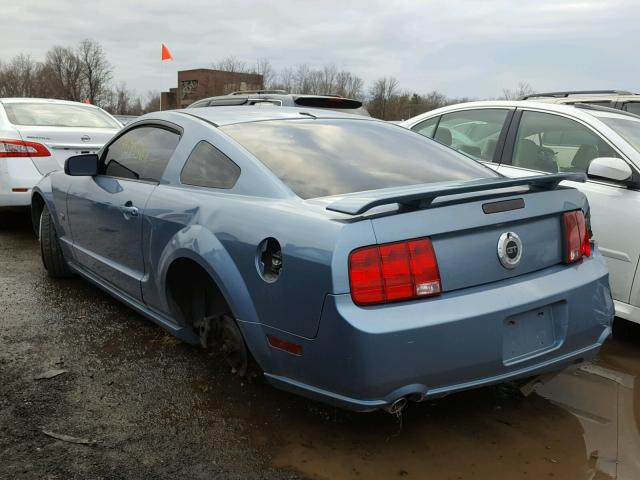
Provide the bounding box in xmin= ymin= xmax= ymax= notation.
xmin=40 ymin=205 xmax=73 ymax=278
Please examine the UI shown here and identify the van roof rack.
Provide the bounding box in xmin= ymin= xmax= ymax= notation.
xmin=521 ymin=90 xmax=634 ymax=100
xmin=229 ymin=89 xmax=288 ymax=95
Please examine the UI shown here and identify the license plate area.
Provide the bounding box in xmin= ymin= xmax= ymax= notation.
xmin=503 ymin=303 xmax=564 ymax=365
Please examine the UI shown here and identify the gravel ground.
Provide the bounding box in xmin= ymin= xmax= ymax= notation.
xmin=1 ymin=210 xmax=638 ymax=480
xmin=0 ymin=212 xmax=307 ymax=480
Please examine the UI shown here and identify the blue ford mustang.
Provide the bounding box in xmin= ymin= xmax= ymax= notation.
xmin=31 ymin=107 xmax=614 ymax=412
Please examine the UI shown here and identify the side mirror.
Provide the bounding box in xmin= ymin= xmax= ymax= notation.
xmin=64 ymin=154 xmax=99 ymax=176
xmin=587 ymin=157 xmax=633 ymax=182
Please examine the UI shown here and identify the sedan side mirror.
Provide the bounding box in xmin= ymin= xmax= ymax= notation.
xmin=65 ymin=154 xmax=99 ymax=176
xmin=587 ymin=157 xmax=633 ymax=182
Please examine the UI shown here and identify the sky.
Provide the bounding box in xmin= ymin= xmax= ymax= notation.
xmin=3 ymin=0 xmax=638 ymax=99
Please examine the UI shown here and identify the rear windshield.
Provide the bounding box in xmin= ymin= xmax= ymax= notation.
xmin=221 ymin=119 xmax=496 ymax=199
xmin=3 ymin=102 xmax=120 ymax=128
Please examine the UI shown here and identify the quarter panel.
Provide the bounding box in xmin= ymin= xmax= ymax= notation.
xmin=143 ymin=185 xmax=345 ymax=338
xmin=33 ymin=172 xmax=74 ymax=257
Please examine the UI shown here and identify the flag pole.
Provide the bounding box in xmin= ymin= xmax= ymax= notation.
xmin=159 ymin=44 xmax=164 ymax=112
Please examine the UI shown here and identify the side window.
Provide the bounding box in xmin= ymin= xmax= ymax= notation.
xmin=512 ymin=111 xmax=619 ymax=174
xmin=622 ymin=102 xmax=640 ymax=116
xmin=181 ymin=141 xmax=241 ymax=189
xmin=411 ymin=116 xmax=439 ymax=138
xmin=103 ymin=126 xmax=180 ymax=182
xmin=432 ymin=109 xmax=510 ymax=162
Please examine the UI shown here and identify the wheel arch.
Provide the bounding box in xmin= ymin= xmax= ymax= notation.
xmin=30 ymin=190 xmax=46 ymax=236
xmin=164 ymin=256 xmax=233 ymax=323
xmin=157 ymin=225 xmax=261 ymax=326
xmin=162 ymin=252 xmax=268 ymax=368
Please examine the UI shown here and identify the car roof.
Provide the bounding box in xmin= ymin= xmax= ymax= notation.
xmin=400 ymin=100 xmax=638 ymax=127
xmin=536 ymin=95 xmax=640 ymax=103
xmin=179 ymin=106 xmax=375 ymax=126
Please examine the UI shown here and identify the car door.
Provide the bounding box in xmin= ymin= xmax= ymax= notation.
xmin=409 ymin=108 xmax=514 ymax=164
xmin=495 ymin=109 xmax=640 ymax=306
xmin=66 ymin=124 xmax=181 ymax=300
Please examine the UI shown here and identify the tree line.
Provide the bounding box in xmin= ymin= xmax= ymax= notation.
xmin=0 ymin=41 xmax=534 ymax=120
xmin=0 ymin=40 xmax=157 ymax=115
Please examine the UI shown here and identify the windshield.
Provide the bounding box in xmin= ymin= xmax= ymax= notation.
xmin=221 ymin=119 xmax=496 ymax=199
xmin=598 ymin=115 xmax=640 ymax=153
xmin=4 ymin=102 xmax=120 ymax=128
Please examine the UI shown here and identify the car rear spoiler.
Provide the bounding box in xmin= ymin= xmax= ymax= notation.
xmin=326 ymin=173 xmax=586 ymax=215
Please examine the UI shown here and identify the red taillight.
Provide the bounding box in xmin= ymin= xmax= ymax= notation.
xmin=349 ymin=238 xmax=441 ymax=305
xmin=0 ymin=139 xmax=50 ymax=158
xmin=379 ymin=242 xmax=414 ymax=301
xmin=349 ymin=246 xmax=384 ymax=304
xmin=563 ymin=210 xmax=591 ymax=264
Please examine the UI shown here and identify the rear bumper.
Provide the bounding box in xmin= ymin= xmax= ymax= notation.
xmin=0 ymin=157 xmax=42 ymax=207
xmin=251 ymin=249 xmax=614 ymax=411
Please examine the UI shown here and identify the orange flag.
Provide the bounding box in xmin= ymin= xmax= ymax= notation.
xmin=161 ymin=43 xmax=173 ymax=61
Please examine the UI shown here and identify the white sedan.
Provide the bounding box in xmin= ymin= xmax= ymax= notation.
xmin=0 ymin=98 xmax=121 ymax=209
xmin=402 ymin=100 xmax=640 ymax=324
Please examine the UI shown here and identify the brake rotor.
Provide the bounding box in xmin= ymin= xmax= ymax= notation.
xmin=218 ymin=314 xmax=249 ymax=376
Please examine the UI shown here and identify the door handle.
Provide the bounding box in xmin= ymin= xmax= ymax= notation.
xmin=120 ymin=202 xmax=139 ymax=217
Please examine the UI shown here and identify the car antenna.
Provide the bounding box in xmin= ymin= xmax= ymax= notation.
xmin=299 ymin=111 xmax=317 ymax=119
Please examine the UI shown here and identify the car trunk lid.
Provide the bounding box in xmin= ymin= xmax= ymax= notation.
xmin=16 ymin=126 xmax=117 ymax=174
xmin=327 ymin=173 xmax=587 ymax=293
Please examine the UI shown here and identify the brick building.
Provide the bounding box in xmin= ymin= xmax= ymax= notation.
xmin=160 ymin=69 xmax=263 ymax=110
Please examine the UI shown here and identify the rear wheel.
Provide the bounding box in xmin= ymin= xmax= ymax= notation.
xmin=167 ymin=262 xmax=255 ymax=377
xmin=40 ymin=205 xmax=73 ymax=278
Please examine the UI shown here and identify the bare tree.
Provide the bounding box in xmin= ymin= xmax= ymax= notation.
xmin=0 ymin=54 xmax=43 ymax=97
xmin=143 ymin=91 xmax=160 ymax=113
xmin=306 ymin=69 xmax=324 ymax=94
xmin=334 ymin=70 xmax=364 ymax=99
xmin=501 ymin=81 xmax=535 ymax=100
xmin=272 ymin=66 xmax=294 ymax=92
xmin=43 ymin=46 xmax=84 ymax=101
xmin=207 ymin=57 xmax=364 ymax=98
xmin=252 ymin=58 xmax=275 ymax=89
xmin=367 ymin=76 xmax=400 ymax=119
xmin=213 ymin=56 xmax=248 ymax=73
xmin=293 ymin=64 xmax=312 ymax=93
xmin=318 ymin=64 xmax=337 ymax=95
xmin=105 ymin=82 xmax=131 ymax=115
xmin=77 ymin=39 xmax=112 ymax=105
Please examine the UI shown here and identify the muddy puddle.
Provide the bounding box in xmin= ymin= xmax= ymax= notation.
xmin=189 ymin=322 xmax=640 ymax=480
